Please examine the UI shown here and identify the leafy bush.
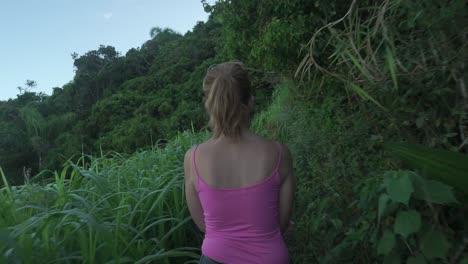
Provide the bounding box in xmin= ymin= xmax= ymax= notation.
xmin=253 ymin=81 xmax=390 ymax=262
xmin=252 ymin=75 xmax=467 ymax=262
xmin=375 ymin=171 xmax=463 ymax=263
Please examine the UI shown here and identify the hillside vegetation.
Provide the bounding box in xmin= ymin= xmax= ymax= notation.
xmin=1 ymin=0 xmax=467 ymax=263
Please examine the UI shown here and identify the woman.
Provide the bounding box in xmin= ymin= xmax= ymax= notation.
xmin=184 ymin=61 xmax=296 ymax=264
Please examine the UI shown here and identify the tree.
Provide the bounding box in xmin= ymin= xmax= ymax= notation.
xmin=19 ymin=106 xmax=48 ymax=169
xmin=17 ymin=80 xmax=37 ymax=95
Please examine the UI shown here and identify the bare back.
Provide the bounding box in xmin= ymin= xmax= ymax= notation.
xmin=193 ymin=132 xmax=283 ymax=190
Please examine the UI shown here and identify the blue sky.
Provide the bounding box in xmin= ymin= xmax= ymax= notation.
xmin=0 ymin=0 xmax=210 ymax=101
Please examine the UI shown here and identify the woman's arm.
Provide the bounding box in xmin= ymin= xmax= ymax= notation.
xmin=184 ymin=148 xmax=205 ymax=233
xmin=278 ymin=144 xmax=296 ymax=234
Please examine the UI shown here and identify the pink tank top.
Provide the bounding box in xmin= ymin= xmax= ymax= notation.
xmin=193 ymin=144 xmax=289 ymax=264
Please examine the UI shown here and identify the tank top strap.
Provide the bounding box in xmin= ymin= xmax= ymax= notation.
xmin=274 ymin=142 xmax=283 ymax=172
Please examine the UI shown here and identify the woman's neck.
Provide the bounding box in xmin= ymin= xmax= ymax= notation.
xmin=211 ymin=126 xmax=254 ymax=144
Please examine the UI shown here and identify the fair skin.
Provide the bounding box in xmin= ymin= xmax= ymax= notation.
xmin=183 ymin=98 xmax=296 ymax=234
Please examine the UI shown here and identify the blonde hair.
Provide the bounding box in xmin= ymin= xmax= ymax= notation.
xmin=203 ymin=61 xmax=253 ymax=139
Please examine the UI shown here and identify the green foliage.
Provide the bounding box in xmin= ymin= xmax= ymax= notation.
xmin=393 ymin=210 xmax=421 ymax=238
xmin=1 ymin=0 xmax=467 ymax=263
xmin=420 ymin=230 xmax=450 ymax=260
xmin=411 ymin=174 xmax=458 ymax=205
xmin=249 ymin=5 xmax=467 ymax=254
xmin=407 ymin=255 xmax=427 ymax=264
xmin=0 ymin=20 xmax=222 ymax=183
xmin=297 ymin=0 xmax=467 ymax=149
xmin=207 ymin=0 xmax=354 ymax=71
xmin=375 ymin=171 xmax=462 ymax=263
xmin=384 ymin=171 xmax=414 ymax=206
xmin=273 ymin=0 xmax=467 ymax=261
xmin=253 ymin=81 xmax=388 ymax=263
xmin=383 ymin=252 xmax=401 ymax=264
xmin=377 ymin=230 xmax=396 ymax=255
xmin=378 ymin=194 xmax=390 ymax=223
xmin=19 ymin=106 xmax=45 ymax=137
xmin=386 ymin=143 xmax=468 ymax=195
xmin=0 ymin=131 xmax=207 ymax=263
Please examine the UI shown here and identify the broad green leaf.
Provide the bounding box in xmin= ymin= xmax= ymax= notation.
xmin=413 ymin=178 xmax=458 ymax=204
xmin=384 ymin=171 xmax=414 ymax=205
xmin=407 ymin=255 xmax=427 ymax=264
xmin=386 ymin=143 xmax=468 ymax=195
xmin=377 ymin=230 xmax=396 ymax=255
xmin=420 ymin=229 xmax=450 ymax=260
xmin=394 ymin=210 xmax=421 ymax=238
xmin=378 ymin=193 xmax=390 ymax=223
xmin=460 ymin=257 xmax=468 ymax=264
xmin=384 ymin=251 xmax=401 ymax=264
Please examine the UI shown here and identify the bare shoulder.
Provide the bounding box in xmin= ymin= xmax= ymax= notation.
xmin=250 ymin=133 xmax=279 ymax=150
xmin=183 ymin=145 xmax=199 ymax=180
xmin=184 ymin=142 xmax=210 ymax=170
xmin=184 ymin=145 xmax=196 ymax=164
xmin=251 ymin=134 xmax=292 ymax=168
xmin=255 ymin=135 xmax=291 ymax=158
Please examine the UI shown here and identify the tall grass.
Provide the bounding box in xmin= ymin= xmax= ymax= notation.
xmin=0 ymin=131 xmax=207 ymax=264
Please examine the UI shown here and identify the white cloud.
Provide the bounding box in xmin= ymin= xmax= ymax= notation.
xmin=103 ymin=12 xmax=113 ymax=20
